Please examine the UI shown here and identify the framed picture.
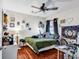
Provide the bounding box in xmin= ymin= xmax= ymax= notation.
xmin=4 ymin=13 xmax=8 ymax=24
xmin=10 ymin=17 xmax=15 ymax=22
xmin=26 ymin=23 xmax=29 ymax=27
xmin=10 ymin=23 xmax=15 ymax=27
xmin=17 ymin=22 xmax=20 ymax=25
xmin=60 ymin=19 xmax=65 ymax=24
xmin=29 ymin=28 xmax=31 ymax=30
xmin=22 ymin=20 xmax=25 ymax=23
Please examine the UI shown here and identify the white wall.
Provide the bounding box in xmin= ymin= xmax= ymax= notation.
xmin=2 ymin=0 xmax=28 ymax=15
xmin=4 ymin=10 xmax=46 ymax=39
xmin=0 ymin=0 xmax=2 ymax=59
xmin=0 ymin=0 xmax=2 ymax=9
xmin=0 ymin=0 xmax=2 ymax=46
xmin=0 ymin=9 xmax=2 ymax=59
xmin=46 ymin=7 xmax=79 ymax=36
xmin=0 ymin=9 xmax=2 ymax=46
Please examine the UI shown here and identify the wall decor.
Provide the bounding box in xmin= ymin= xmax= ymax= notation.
xmin=62 ymin=25 xmax=79 ymax=39
xmin=10 ymin=17 xmax=15 ymax=22
xmin=26 ymin=23 xmax=29 ymax=27
xmin=60 ymin=19 xmax=65 ymax=24
xmin=67 ymin=18 xmax=73 ymax=23
xmin=17 ymin=22 xmax=20 ymax=25
xmin=3 ymin=25 xmax=7 ymax=31
xmin=10 ymin=23 xmax=15 ymax=27
xmin=29 ymin=28 xmax=31 ymax=30
xmin=38 ymin=21 xmax=44 ymax=28
xmin=22 ymin=20 xmax=25 ymax=23
xmin=4 ymin=13 xmax=8 ymax=24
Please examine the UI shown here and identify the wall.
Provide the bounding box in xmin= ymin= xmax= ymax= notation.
xmin=0 ymin=0 xmax=2 ymax=9
xmin=0 ymin=1 xmax=2 ymax=59
xmin=2 ymin=0 xmax=29 ymax=15
xmin=4 ymin=10 xmax=46 ymax=39
xmin=0 ymin=9 xmax=2 ymax=59
xmin=0 ymin=3 xmax=2 ymax=46
xmin=46 ymin=7 xmax=79 ymax=37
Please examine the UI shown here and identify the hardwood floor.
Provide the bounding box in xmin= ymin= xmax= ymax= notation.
xmin=17 ymin=47 xmax=29 ymax=59
xmin=17 ymin=46 xmax=64 ymax=59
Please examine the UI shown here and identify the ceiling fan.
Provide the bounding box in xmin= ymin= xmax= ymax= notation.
xmin=31 ymin=0 xmax=58 ymax=13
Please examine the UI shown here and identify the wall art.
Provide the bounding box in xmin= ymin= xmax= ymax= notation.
xmin=26 ymin=23 xmax=29 ymax=27
xmin=10 ymin=17 xmax=15 ymax=22
xmin=17 ymin=22 xmax=20 ymax=25
xmin=10 ymin=23 xmax=15 ymax=27
xmin=29 ymin=28 xmax=31 ymax=30
xmin=62 ymin=25 xmax=79 ymax=39
xmin=22 ymin=20 xmax=25 ymax=23
xmin=60 ymin=19 xmax=65 ymax=24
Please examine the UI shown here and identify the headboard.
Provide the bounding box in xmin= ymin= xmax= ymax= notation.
xmin=61 ymin=25 xmax=79 ymax=44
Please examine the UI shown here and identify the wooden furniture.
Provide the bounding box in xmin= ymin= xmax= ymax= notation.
xmin=18 ymin=46 xmax=64 ymax=59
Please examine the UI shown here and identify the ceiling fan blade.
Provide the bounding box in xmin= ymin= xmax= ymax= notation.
xmin=31 ymin=6 xmax=40 ymax=9
xmin=32 ymin=10 xmax=41 ymax=13
xmin=46 ymin=7 xmax=58 ymax=10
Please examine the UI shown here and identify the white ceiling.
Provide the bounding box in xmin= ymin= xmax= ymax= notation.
xmin=3 ymin=0 xmax=79 ymax=17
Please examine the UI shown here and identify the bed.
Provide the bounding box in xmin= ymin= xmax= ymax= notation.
xmin=25 ymin=37 xmax=57 ymax=53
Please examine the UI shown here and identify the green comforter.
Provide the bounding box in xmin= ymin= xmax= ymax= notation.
xmin=25 ymin=37 xmax=57 ymax=53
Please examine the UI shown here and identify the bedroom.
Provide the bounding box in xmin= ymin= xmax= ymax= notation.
xmin=0 ymin=0 xmax=79 ymax=59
